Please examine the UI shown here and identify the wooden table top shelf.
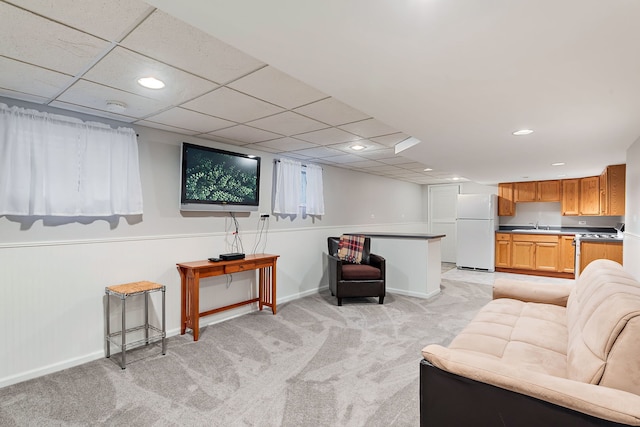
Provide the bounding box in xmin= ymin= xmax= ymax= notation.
xmin=177 ymin=253 xmax=279 ymax=341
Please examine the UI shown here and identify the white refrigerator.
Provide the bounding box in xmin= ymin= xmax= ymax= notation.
xmin=456 ymin=194 xmax=498 ymax=271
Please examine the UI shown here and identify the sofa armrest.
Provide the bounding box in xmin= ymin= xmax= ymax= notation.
xmin=493 ymin=278 xmax=574 ymax=307
xmin=422 ymin=344 xmax=640 ymax=426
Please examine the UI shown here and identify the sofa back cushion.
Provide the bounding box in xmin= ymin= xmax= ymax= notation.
xmin=566 ymin=259 xmax=640 ymax=394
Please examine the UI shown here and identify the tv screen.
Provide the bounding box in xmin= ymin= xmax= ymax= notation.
xmin=180 ymin=142 xmax=261 ymax=212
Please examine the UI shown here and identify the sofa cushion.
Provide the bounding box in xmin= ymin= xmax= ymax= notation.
xmin=565 ymin=259 xmax=640 ymax=394
xmin=448 ymin=298 xmax=568 ymax=378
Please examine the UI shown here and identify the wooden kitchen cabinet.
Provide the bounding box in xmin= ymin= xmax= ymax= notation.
xmin=511 ymin=234 xmax=560 ymax=271
xmin=600 ymin=164 xmax=626 ymax=216
xmin=514 ymin=182 xmax=537 ymax=202
xmin=511 ymin=240 xmax=535 ymax=269
xmin=514 ymin=180 xmax=560 ymax=203
xmin=535 ymin=242 xmax=560 ymax=271
xmin=495 ymin=233 xmax=512 ymax=267
xmin=537 ymin=180 xmax=561 ymax=202
xmin=496 ymin=232 xmax=573 ymax=278
xmin=562 ymin=176 xmax=600 ymax=216
xmin=562 ymin=179 xmax=580 ymax=215
xmin=580 ymin=241 xmax=623 ymax=272
xmin=558 ymin=235 xmax=576 ymax=273
xmin=498 ymin=183 xmax=515 ymax=216
xmin=579 ymin=176 xmax=600 ymax=215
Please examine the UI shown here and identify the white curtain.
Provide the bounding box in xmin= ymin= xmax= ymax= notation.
xmin=273 ymin=158 xmax=301 ymax=215
xmin=304 ymin=163 xmax=325 ymax=215
xmin=0 ymin=103 xmax=143 ymax=216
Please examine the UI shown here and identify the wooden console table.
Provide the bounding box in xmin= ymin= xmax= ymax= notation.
xmin=177 ymin=254 xmax=279 ymax=341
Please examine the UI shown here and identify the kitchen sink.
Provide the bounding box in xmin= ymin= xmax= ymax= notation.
xmin=511 ymin=229 xmax=560 ymax=233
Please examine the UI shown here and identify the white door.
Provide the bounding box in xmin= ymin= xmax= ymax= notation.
xmin=428 ymin=184 xmax=460 ymax=263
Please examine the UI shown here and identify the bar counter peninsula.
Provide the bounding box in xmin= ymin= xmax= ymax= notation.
xmin=350 ymin=232 xmax=445 ymax=299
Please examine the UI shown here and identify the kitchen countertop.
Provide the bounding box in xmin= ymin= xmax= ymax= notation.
xmin=497 ymin=227 xmax=623 ymax=242
xmin=348 ymin=232 xmax=446 ymax=240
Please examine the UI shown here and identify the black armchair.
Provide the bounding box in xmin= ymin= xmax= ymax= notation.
xmin=327 ymin=236 xmax=386 ymax=306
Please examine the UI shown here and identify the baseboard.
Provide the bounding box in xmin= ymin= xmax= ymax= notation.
xmin=387 ymin=286 xmax=440 ymax=299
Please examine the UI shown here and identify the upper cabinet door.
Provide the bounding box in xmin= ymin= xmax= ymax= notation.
xmin=514 ymin=182 xmax=537 ymax=202
xmin=537 ymin=180 xmax=561 ymax=202
xmin=498 ymin=183 xmax=515 ymax=216
xmin=562 ymin=179 xmax=580 ymax=216
xmin=579 ymin=176 xmax=600 ymax=215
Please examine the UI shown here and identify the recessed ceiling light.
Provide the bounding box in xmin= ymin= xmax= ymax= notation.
xmin=451 ymin=177 xmax=460 ymax=181
xmin=423 ymin=168 xmax=433 ymax=172
xmin=350 ymin=144 xmax=366 ymax=151
xmin=558 ymin=174 xmax=567 ymax=178
xmin=551 ymin=162 xmax=565 ymax=166
xmin=137 ymin=77 xmax=165 ymax=89
xmin=513 ymin=129 xmax=533 ymax=136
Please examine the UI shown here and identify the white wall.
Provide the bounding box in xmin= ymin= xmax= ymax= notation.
xmin=624 ymin=136 xmax=640 ymax=279
xmin=0 ymin=103 xmax=426 ymax=387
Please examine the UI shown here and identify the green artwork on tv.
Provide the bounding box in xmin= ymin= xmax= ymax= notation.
xmin=181 ymin=143 xmax=260 ymax=207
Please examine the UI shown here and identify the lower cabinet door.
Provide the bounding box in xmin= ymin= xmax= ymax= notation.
xmin=534 ymin=242 xmax=559 ymax=271
xmin=511 ymin=241 xmax=535 ymax=269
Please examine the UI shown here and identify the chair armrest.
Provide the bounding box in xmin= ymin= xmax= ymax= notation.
xmin=422 ymin=345 xmax=640 ymax=426
xmin=368 ymin=253 xmax=385 ymax=268
xmin=493 ymin=278 xmax=574 ymax=307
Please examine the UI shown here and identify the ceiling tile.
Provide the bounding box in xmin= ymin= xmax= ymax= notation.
xmin=242 ymin=143 xmax=281 ymax=154
xmin=371 ymin=132 xmax=411 ymax=147
xmin=281 ymin=152 xmax=313 ymax=160
xmin=378 ymin=157 xmax=416 ymax=165
xmin=294 ymin=97 xmax=370 ymax=126
xmin=253 ymin=137 xmax=319 ymax=152
xmin=56 ymin=79 xmax=168 ymax=118
xmin=49 ymin=100 xmax=136 ymax=122
xmin=134 ymin=119 xmax=199 ymax=135
xmin=355 ymin=148 xmax=397 ymax=160
xmin=247 ymin=111 xmax=328 ymax=135
xmin=182 ymin=87 xmax=284 ymax=122
xmin=0 ymin=2 xmax=110 ymax=76
xmin=82 ymin=47 xmax=217 ymax=105
xmin=401 ymin=162 xmax=433 ymax=170
xmin=206 ymin=125 xmax=282 ymax=143
xmin=197 ymin=134 xmax=247 ymax=146
xmin=294 ymin=127 xmax=362 ymax=145
xmin=289 ymin=146 xmax=344 ymax=158
xmin=0 ymin=57 xmax=72 ymax=99
xmin=338 ymin=118 xmax=399 ymax=138
xmin=9 ymin=0 xmax=152 ymax=41
xmin=0 ymin=90 xmax=48 ymax=104
xmin=346 ymin=160 xmax=385 ymax=169
xmin=121 ymin=10 xmax=265 ymax=83
xmin=144 ymin=107 xmax=235 ymax=133
xmin=228 ymin=66 xmax=327 ymax=109
xmin=321 ymin=154 xmax=366 ymax=164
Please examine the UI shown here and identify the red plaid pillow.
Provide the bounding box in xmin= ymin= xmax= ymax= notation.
xmin=337 ymin=234 xmax=365 ymax=264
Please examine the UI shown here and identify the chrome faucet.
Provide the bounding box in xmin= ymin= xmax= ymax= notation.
xmin=529 ymin=221 xmax=539 ymax=230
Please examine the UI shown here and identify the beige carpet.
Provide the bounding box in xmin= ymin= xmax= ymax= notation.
xmin=0 ymin=277 xmax=492 ymax=426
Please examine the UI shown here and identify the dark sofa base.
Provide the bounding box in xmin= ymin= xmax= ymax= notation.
xmin=420 ymin=359 xmax=630 ymax=427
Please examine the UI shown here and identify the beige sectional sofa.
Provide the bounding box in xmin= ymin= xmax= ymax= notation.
xmin=420 ymin=259 xmax=640 ymax=426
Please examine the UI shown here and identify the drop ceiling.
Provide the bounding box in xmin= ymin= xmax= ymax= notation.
xmin=2 ymin=0 xmax=640 ymax=185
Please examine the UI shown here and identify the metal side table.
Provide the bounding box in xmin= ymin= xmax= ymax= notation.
xmin=105 ymin=281 xmax=166 ymax=369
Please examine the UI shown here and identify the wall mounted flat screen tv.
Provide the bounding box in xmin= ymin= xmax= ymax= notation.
xmin=180 ymin=142 xmax=260 ymax=212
